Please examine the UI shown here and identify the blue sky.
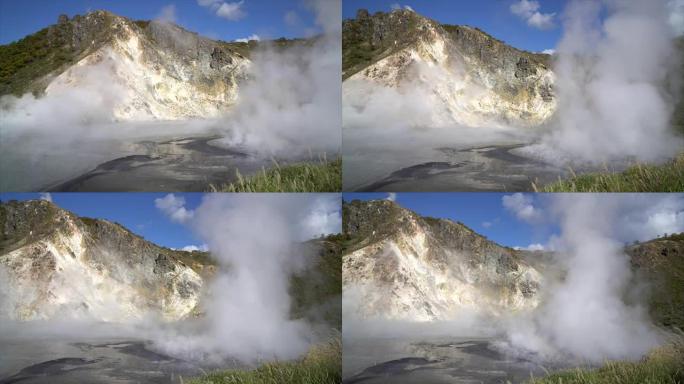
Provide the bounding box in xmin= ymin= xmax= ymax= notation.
xmin=1 ymin=193 xmax=204 ymax=250
xmin=344 ymin=192 xmax=559 ymax=249
xmin=0 ymin=0 xmax=323 ymax=45
xmin=343 ymin=0 xmax=567 ymax=53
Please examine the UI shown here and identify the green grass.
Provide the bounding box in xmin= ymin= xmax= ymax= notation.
xmin=209 ymin=157 xmax=341 ymax=192
xmin=527 ymin=339 xmax=684 ymax=384
xmin=536 ymin=154 xmax=684 ymax=192
xmin=188 ymin=338 xmax=341 ymax=384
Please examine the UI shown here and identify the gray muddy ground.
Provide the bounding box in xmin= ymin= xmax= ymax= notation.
xmin=1 ymin=130 xmax=324 ymax=192
xmin=344 ymin=143 xmax=570 ymax=192
xmin=342 ymin=122 xmax=632 ymax=192
xmin=343 ymin=337 xmax=562 ymax=384
xmin=44 ymin=136 xmax=268 ymax=192
xmin=0 ymin=338 xmax=228 ymax=384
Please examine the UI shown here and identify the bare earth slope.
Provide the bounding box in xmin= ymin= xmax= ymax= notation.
xmin=342 ymin=199 xmax=544 ymax=321
xmin=0 ymin=199 xmax=212 ymax=321
xmin=343 ymin=9 xmax=556 ymax=127
xmin=0 ymin=10 xmax=250 ymax=121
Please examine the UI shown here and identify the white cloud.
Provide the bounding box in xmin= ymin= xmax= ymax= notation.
xmin=181 ymin=244 xmax=209 ymax=252
xmin=502 ymin=193 xmax=542 ymax=223
xmin=156 ymin=4 xmax=176 ymax=23
xmin=510 ymin=0 xmax=556 ymax=30
xmin=510 ymin=0 xmax=539 ymax=16
xmin=615 ymin=195 xmax=684 ymax=242
xmin=669 ymin=0 xmax=684 ymax=36
xmin=645 ymin=211 xmax=684 ymax=237
xmin=390 ymin=3 xmax=414 ymax=12
xmin=234 ymin=34 xmax=260 ymax=43
xmin=155 ymin=194 xmax=194 ymax=224
xmin=39 ymin=193 xmax=52 ymax=202
xmin=197 ymin=0 xmax=246 ymax=21
xmin=301 ymin=195 xmax=342 ymax=238
xmin=542 ymin=48 xmax=556 ymax=55
xmin=524 ymin=243 xmax=545 ymax=251
xmin=527 ymin=10 xmax=555 ymax=29
xmin=551 ymin=194 xmax=684 ymax=244
xmin=284 ymin=10 xmax=300 ymax=26
xmin=386 ymin=192 xmax=397 ymax=202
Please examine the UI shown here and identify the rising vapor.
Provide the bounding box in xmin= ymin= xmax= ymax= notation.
xmin=543 ymin=0 xmax=683 ymax=163
xmin=153 ymin=193 xmax=341 ymax=363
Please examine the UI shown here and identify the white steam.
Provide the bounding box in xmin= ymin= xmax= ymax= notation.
xmin=0 ymin=57 xmax=126 ymax=133
xmin=343 ymin=194 xmax=681 ymax=364
xmin=542 ymin=0 xmax=683 ymax=163
xmin=343 ymin=0 xmax=683 ymax=179
xmin=154 ymin=193 xmax=341 ymax=363
xmin=502 ymin=194 xmax=665 ymax=363
xmin=220 ymin=0 xmax=341 ymax=156
xmin=0 ymin=194 xmax=341 ymax=365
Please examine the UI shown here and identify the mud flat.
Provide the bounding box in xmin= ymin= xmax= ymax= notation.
xmin=1 ymin=128 xmax=323 ymax=192
xmin=343 ymin=139 xmax=628 ymax=192
xmin=343 ymin=337 xmax=558 ymax=384
xmin=0 ymin=338 xmax=226 ymax=384
xmin=344 ymin=142 xmax=568 ymax=191
xmin=45 ymin=136 xmax=265 ymax=192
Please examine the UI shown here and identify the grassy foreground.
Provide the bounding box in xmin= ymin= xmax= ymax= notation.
xmin=188 ymin=338 xmax=341 ymax=384
xmin=210 ymin=157 xmax=341 ymax=192
xmin=536 ymin=154 xmax=684 ymax=192
xmin=527 ymin=340 xmax=684 ymax=384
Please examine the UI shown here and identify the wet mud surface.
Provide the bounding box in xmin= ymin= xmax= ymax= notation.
xmin=346 ymin=144 xmax=569 ymax=192
xmin=44 ymin=136 xmax=267 ymax=192
xmin=0 ymin=339 xmax=221 ymax=384
xmin=343 ymin=338 xmax=555 ymax=384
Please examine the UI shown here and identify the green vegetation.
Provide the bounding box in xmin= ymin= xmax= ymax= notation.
xmin=342 ymin=10 xmax=419 ymax=78
xmin=290 ymin=239 xmax=342 ymax=329
xmin=342 ymin=38 xmax=379 ymax=77
xmin=220 ymin=37 xmax=311 ymax=59
xmin=0 ymin=200 xmax=59 ymax=253
xmin=536 ymin=154 xmax=684 ymax=192
xmin=189 ymin=237 xmax=342 ymax=383
xmin=166 ymin=249 xmax=215 ymax=273
xmin=0 ymin=21 xmax=82 ymax=96
xmin=661 ymin=233 xmax=684 ymax=242
xmin=632 ymin=236 xmax=684 ymax=331
xmin=530 ymin=237 xmax=684 ymax=384
xmin=527 ymin=339 xmax=684 ymax=384
xmin=133 ymin=20 xmax=150 ymax=29
xmin=189 ymin=338 xmax=341 ymax=384
xmin=210 ymin=157 xmax=341 ymax=193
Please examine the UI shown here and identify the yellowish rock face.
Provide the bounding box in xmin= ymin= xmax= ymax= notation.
xmin=344 ymin=12 xmax=556 ymax=128
xmin=0 ymin=201 xmax=204 ymax=322
xmin=44 ymin=15 xmax=250 ymax=122
xmin=343 ymin=200 xmax=542 ymax=322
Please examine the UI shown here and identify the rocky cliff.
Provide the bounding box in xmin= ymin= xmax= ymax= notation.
xmin=342 ymin=199 xmax=544 ymax=321
xmin=343 ymin=9 xmax=556 ymax=127
xmin=0 ymin=10 xmax=251 ymax=120
xmin=0 ymin=199 xmax=211 ymax=321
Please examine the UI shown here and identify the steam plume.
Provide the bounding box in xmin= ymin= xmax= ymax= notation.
xmin=544 ymin=0 xmax=683 ymax=163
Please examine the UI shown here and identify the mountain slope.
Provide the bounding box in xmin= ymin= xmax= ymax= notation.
xmin=342 ymin=199 xmax=544 ymax=321
xmin=0 ymin=10 xmax=250 ymax=120
xmin=627 ymin=234 xmax=684 ymax=330
xmin=342 ymin=9 xmax=556 ymax=127
xmin=343 ymin=199 xmax=684 ymax=330
xmin=0 ymin=199 xmax=212 ymax=321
